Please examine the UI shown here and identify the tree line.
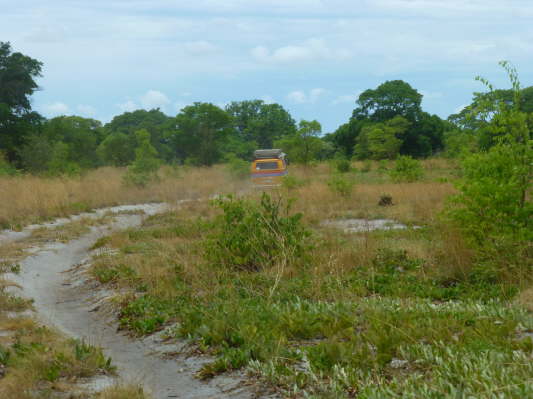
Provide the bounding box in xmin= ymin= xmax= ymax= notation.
xmin=1 ymin=41 xmax=531 ymax=176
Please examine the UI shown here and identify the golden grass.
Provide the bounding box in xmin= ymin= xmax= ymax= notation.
xmin=0 ymin=165 xmax=247 ymax=229
xmin=283 ymin=161 xmax=456 ymax=225
xmin=0 ymin=314 xmax=114 ymax=398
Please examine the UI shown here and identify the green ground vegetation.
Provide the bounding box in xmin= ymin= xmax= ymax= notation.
xmin=88 ymin=181 xmax=532 ymax=397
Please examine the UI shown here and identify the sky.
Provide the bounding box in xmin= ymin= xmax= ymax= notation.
xmin=1 ymin=0 xmax=532 ymax=133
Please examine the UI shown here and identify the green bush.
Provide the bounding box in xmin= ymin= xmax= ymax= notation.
xmin=335 ymin=159 xmax=352 ymax=173
xmin=377 ymin=159 xmax=389 ymax=172
xmin=327 ymin=174 xmax=354 ymax=197
xmin=205 ymin=193 xmax=311 ymax=271
xmin=447 ymin=62 xmax=532 ymax=283
xmin=389 ymin=155 xmax=424 ymax=182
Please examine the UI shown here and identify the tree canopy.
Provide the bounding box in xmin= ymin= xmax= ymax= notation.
xmin=353 ymin=80 xmax=423 ymax=123
xmin=225 ymin=100 xmax=296 ymax=149
xmin=329 ymin=80 xmax=446 ymax=158
xmin=0 ymin=41 xmax=43 ymax=162
xmin=168 ymin=102 xmax=234 ymax=166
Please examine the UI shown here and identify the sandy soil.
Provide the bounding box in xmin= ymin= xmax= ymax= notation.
xmin=2 ymin=205 xmax=271 ymax=399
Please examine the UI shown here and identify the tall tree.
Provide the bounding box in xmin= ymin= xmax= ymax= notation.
xmin=354 ymin=116 xmax=409 ymax=160
xmin=276 ymin=120 xmax=332 ymax=164
xmin=42 ymin=116 xmax=104 ymax=169
xmin=225 ymin=100 xmax=296 ymax=149
xmin=104 ymin=108 xmax=172 ymax=161
xmin=353 ymin=80 xmax=422 ymax=122
xmin=0 ymin=42 xmax=43 ymax=162
xmin=324 ymin=118 xmax=366 ymax=158
xmin=348 ymin=80 xmax=445 ymax=157
xmin=169 ymin=102 xmax=233 ymax=166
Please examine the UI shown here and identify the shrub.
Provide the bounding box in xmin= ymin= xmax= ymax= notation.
xmin=335 ymin=159 xmax=352 ymax=173
xmin=327 ymin=174 xmax=354 ymax=197
xmin=378 ymin=194 xmax=393 ymax=206
xmin=446 ymin=62 xmax=532 ymax=284
xmin=205 ymin=193 xmax=311 ymax=271
xmin=389 ymin=155 xmax=424 ymax=182
xmin=377 ymin=159 xmax=388 ymax=172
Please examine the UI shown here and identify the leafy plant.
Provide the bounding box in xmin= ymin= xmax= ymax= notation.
xmin=447 ymin=62 xmax=532 ymax=281
xmin=335 ymin=159 xmax=352 ymax=173
xmin=327 ymin=174 xmax=354 ymax=197
xmin=389 ymin=155 xmax=424 ymax=182
xmin=205 ymin=193 xmax=311 ymax=271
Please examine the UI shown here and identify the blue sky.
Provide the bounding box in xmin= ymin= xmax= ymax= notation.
xmin=2 ymin=0 xmax=532 ymax=133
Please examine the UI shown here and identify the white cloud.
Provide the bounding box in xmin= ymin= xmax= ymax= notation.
xmin=76 ymin=104 xmax=97 ymax=117
xmin=42 ymin=102 xmax=70 ymax=116
xmin=117 ymin=100 xmax=138 ymax=113
xmin=331 ymin=93 xmax=360 ymax=105
xmin=25 ymin=25 xmax=67 ymax=43
xmin=420 ymin=90 xmax=444 ymax=100
xmin=183 ymin=40 xmax=217 ymax=55
xmin=251 ymin=39 xmax=351 ymax=64
xmin=261 ymin=95 xmax=275 ymax=104
xmin=287 ymin=91 xmax=307 ymax=104
xmin=140 ymin=90 xmax=170 ymax=110
xmin=287 ymin=88 xmax=326 ymax=104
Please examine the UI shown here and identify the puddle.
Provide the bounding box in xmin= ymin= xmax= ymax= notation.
xmin=321 ymin=218 xmax=417 ymax=233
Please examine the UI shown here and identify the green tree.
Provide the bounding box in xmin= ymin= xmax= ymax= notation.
xmin=324 ymin=118 xmax=366 ymax=158
xmin=353 ymin=80 xmax=422 ymax=122
xmin=104 ymin=109 xmax=171 ymax=162
xmin=449 ymin=62 xmax=532 ymax=275
xmin=97 ymin=132 xmax=135 ymax=166
xmin=123 ymin=129 xmax=161 ymax=186
xmin=47 ymin=141 xmax=81 ymax=176
xmin=225 ymin=100 xmax=296 ymax=149
xmin=42 ymin=116 xmax=104 ymax=169
xmin=349 ymin=80 xmax=445 ymax=157
xmin=168 ymin=103 xmax=233 ymax=166
xmin=17 ymin=134 xmax=54 ymax=173
xmin=276 ymin=120 xmax=332 ymax=164
xmin=354 ymin=116 xmax=409 ymax=160
xmin=443 ymin=129 xmax=477 ymax=158
xmin=0 ymin=42 xmax=43 ymax=163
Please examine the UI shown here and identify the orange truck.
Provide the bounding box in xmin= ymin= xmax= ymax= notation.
xmin=251 ymin=149 xmax=288 ymax=187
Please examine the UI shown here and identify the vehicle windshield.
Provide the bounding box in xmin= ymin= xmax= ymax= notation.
xmin=256 ymin=161 xmax=279 ymax=170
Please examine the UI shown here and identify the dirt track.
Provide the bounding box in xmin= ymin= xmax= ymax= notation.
xmin=2 ymin=205 xmax=268 ymax=399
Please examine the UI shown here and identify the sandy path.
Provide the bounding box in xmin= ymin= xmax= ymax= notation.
xmin=3 ymin=206 xmax=265 ymax=399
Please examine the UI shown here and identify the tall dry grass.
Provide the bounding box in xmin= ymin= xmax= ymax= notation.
xmin=283 ymin=162 xmax=456 ymax=225
xmin=0 ymin=166 xmax=247 ymax=228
